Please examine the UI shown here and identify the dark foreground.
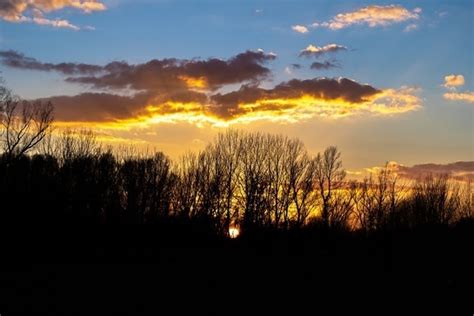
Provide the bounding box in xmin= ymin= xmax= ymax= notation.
xmin=0 ymin=221 xmax=473 ymax=315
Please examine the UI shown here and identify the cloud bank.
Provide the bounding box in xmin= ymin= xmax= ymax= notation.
xmin=2 ymin=50 xmax=422 ymax=128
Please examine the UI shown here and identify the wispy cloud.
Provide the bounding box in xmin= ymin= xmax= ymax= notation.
xmin=291 ymin=24 xmax=309 ymax=33
xmin=310 ymin=60 xmax=339 ymax=70
xmin=0 ymin=0 xmax=106 ymax=30
xmin=0 ymin=50 xmax=103 ymax=74
xmin=444 ymin=92 xmax=474 ymax=103
xmin=313 ymin=5 xmax=421 ymax=30
xmin=365 ymin=161 xmax=474 ymax=183
xmin=404 ymin=23 xmax=418 ymax=32
xmin=299 ymin=44 xmax=347 ymax=58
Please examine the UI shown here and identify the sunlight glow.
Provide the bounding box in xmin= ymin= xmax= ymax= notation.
xmin=54 ymin=87 xmax=421 ymax=135
xmin=179 ymin=76 xmax=208 ymax=90
xmin=229 ymin=227 xmax=240 ymax=238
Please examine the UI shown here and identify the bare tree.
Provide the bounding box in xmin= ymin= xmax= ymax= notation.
xmin=411 ymin=174 xmax=460 ymax=226
xmin=314 ymin=146 xmax=346 ymax=229
xmin=354 ymin=164 xmax=402 ymax=232
xmin=0 ymin=86 xmax=53 ymax=159
xmin=210 ymin=130 xmax=242 ymax=234
xmin=236 ymin=132 xmax=272 ymax=231
xmin=458 ymin=180 xmax=473 ymax=220
xmin=58 ymin=129 xmax=98 ymax=161
xmin=329 ymin=181 xmax=357 ymax=230
xmin=172 ymin=152 xmax=202 ymax=218
xmin=286 ymin=141 xmax=316 ymax=228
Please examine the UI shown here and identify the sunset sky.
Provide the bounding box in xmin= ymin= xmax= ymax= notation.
xmin=0 ymin=0 xmax=472 ymax=173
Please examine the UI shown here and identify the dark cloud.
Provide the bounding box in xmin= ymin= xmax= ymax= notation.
xmin=210 ymin=78 xmax=381 ymax=118
xmin=0 ymin=50 xmax=102 ymax=74
xmin=291 ymin=63 xmax=302 ymax=69
xmin=10 ymin=50 xmax=414 ymax=123
xmin=272 ymin=78 xmax=380 ymax=103
xmin=0 ymin=0 xmax=26 ymax=20
xmin=1 ymin=50 xmax=276 ymax=93
xmin=41 ymin=92 xmax=151 ymax=122
xmin=3 ymin=49 xmax=275 ymax=122
xmin=42 ymin=77 xmax=381 ymax=122
xmin=67 ymin=50 xmax=276 ymax=91
xmin=310 ymin=61 xmax=340 ymax=70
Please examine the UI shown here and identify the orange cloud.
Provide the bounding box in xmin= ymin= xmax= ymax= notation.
xmin=0 ymin=0 xmax=105 ymax=29
xmin=443 ymin=92 xmax=474 ymax=103
xmin=443 ymin=74 xmax=465 ymax=88
xmin=312 ymin=5 xmax=420 ymax=30
xmin=50 ymin=79 xmax=421 ymax=130
xmin=178 ymin=76 xmax=209 ymax=90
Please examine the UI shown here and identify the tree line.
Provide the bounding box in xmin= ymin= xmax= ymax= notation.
xmin=1 ymin=85 xmax=472 ymax=235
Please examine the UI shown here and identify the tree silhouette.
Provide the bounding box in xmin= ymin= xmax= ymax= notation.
xmin=0 ymin=86 xmax=53 ymax=160
xmin=314 ymin=146 xmax=346 ymax=229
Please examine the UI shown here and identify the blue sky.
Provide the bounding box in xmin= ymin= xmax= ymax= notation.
xmin=0 ymin=0 xmax=473 ymax=170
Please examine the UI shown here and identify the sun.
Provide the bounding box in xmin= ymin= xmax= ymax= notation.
xmin=229 ymin=227 xmax=240 ymax=239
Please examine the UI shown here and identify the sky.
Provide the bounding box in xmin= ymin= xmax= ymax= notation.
xmin=0 ymin=0 xmax=473 ymax=173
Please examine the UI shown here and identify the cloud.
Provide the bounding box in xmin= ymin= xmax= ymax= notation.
xmin=1 ymin=49 xmax=277 ymax=92
xmin=441 ymin=74 xmax=473 ymax=104
xmin=404 ymin=23 xmax=418 ymax=32
xmin=310 ymin=61 xmax=339 ymax=70
xmin=35 ymin=77 xmax=421 ymax=127
xmin=291 ymin=25 xmax=309 ymax=33
xmin=443 ymin=92 xmax=474 ymax=103
xmin=284 ymin=64 xmax=302 ymax=75
xmin=7 ymin=50 xmax=420 ymax=127
xmin=299 ymin=44 xmax=347 ymax=58
xmin=443 ymin=74 xmax=465 ymax=88
xmin=364 ymin=161 xmax=474 ymax=182
xmin=0 ymin=0 xmax=106 ymax=30
xmin=0 ymin=50 xmax=103 ymax=74
xmin=41 ymin=92 xmax=152 ymax=122
xmin=312 ymin=5 xmax=420 ymax=30
xmin=66 ymin=50 xmax=277 ymax=92
xmin=396 ymin=161 xmax=474 ymax=182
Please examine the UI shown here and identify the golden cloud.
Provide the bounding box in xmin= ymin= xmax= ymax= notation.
xmin=51 ymin=79 xmax=421 ymax=130
xmin=312 ymin=5 xmax=420 ymax=30
xmin=443 ymin=74 xmax=465 ymax=88
xmin=443 ymin=92 xmax=474 ymax=103
xmin=4 ymin=51 xmax=421 ymax=130
xmin=0 ymin=0 xmax=105 ymax=29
